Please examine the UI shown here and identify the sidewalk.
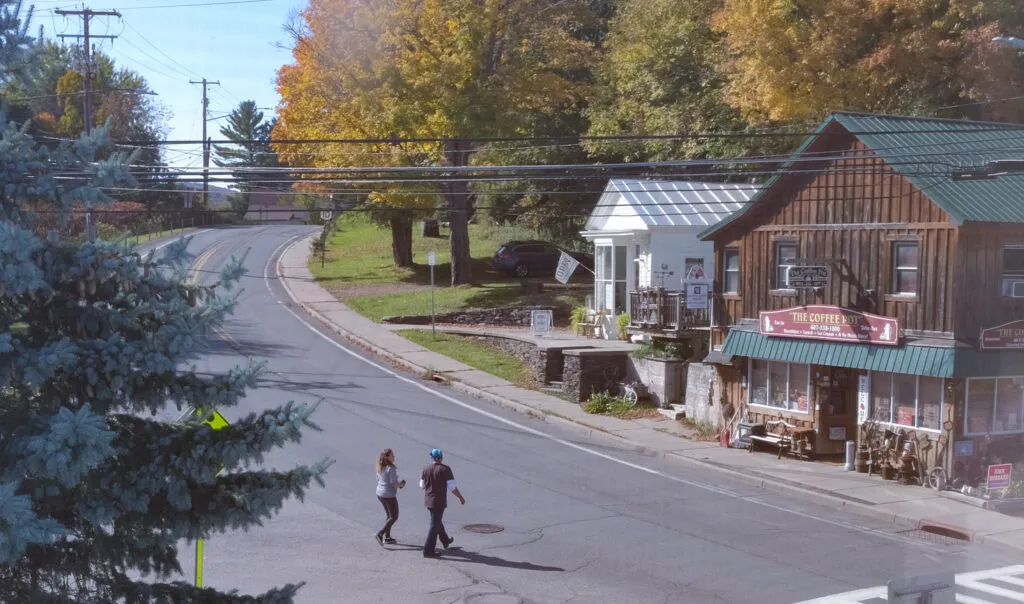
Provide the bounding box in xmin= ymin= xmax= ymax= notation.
xmin=277 ymin=234 xmax=1024 ymax=555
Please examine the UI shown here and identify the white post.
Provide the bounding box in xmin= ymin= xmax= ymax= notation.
xmin=428 ymin=251 xmax=436 ymax=340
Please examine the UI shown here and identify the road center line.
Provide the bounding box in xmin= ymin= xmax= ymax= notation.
xmin=262 ymin=233 xmax=938 ymax=549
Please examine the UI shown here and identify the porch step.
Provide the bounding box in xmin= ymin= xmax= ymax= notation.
xmin=658 ymin=404 xmax=686 ymax=421
xmin=542 ymin=381 xmax=564 ymax=394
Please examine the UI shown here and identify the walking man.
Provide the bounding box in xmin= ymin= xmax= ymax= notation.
xmin=420 ymin=448 xmax=465 ymax=558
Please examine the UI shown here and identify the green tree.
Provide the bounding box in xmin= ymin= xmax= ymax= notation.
xmin=214 ymin=100 xmax=280 ymax=218
xmin=585 ymin=0 xmax=775 ymax=163
xmin=0 ymin=5 xmax=329 ymax=601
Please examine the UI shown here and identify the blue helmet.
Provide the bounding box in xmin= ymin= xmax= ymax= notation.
xmin=430 ymin=448 xmax=443 ymax=461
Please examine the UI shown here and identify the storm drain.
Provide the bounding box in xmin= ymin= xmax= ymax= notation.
xmin=463 ymin=523 xmax=505 ymax=534
xmin=899 ymin=524 xmax=971 ymax=545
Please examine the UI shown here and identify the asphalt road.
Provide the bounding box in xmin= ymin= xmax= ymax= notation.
xmin=151 ymin=225 xmax=1019 ymax=604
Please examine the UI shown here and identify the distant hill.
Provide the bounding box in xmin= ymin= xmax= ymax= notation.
xmin=181 ymin=183 xmax=234 ymax=209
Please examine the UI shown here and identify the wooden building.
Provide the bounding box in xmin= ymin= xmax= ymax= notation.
xmin=700 ymin=112 xmax=1024 ymax=486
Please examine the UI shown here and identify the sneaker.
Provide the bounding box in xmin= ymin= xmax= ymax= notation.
xmin=441 ymin=536 xmax=454 ymax=550
xmin=375 ymin=533 xmax=384 ymax=546
xmin=383 ymin=537 xmax=397 ymax=545
xmin=423 ymin=551 xmax=442 ymax=558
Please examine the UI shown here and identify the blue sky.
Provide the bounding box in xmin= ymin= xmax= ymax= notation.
xmin=30 ymin=0 xmax=302 ymax=169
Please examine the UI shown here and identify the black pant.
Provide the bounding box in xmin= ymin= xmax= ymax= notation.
xmin=423 ymin=506 xmax=449 ymax=554
xmin=377 ymin=496 xmax=399 ymax=538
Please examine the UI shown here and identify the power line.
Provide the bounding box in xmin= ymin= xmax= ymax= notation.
xmin=96 ymin=126 xmax=1024 ymax=147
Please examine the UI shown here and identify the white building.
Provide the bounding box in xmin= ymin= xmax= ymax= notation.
xmin=580 ymin=179 xmax=759 ymax=337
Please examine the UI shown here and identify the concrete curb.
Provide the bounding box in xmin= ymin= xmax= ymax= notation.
xmin=275 ymin=234 xmax=1018 ymax=554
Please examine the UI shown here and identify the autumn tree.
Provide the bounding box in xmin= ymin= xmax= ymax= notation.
xmin=276 ymin=0 xmax=596 ymax=284
xmin=713 ymin=0 xmax=1024 ymax=124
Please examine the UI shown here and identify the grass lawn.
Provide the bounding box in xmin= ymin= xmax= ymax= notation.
xmin=397 ymin=329 xmax=535 ymax=387
xmin=312 ymin=214 xmax=590 ymax=322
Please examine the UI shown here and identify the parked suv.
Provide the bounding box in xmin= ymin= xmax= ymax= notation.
xmin=493 ymin=240 xmax=591 ymax=278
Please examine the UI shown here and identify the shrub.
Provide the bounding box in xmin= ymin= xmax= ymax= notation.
xmin=585 ymin=391 xmax=616 ymax=414
xmin=633 ymin=340 xmax=685 ymax=360
xmin=616 ymin=312 xmax=630 ymax=340
xmin=570 ymin=305 xmax=589 ymax=334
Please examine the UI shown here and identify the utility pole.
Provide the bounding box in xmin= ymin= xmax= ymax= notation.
xmin=190 ymin=78 xmax=220 ymax=210
xmin=56 ymin=7 xmax=120 ymax=243
xmin=56 ymin=8 xmax=120 ymax=135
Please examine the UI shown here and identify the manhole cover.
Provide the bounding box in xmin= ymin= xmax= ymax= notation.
xmin=463 ymin=523 xmax=504 ymax=534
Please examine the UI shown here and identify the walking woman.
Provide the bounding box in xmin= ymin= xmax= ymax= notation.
xmin=375 ymin=448 xmax=406 ymax=546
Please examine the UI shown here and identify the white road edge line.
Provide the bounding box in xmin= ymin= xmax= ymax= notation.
xmin=264 ymin=233 xmax=940 ymax=549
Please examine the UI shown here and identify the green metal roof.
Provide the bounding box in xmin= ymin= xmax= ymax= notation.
xmin=723 ymin=329 xmax=1024 ymax=378
xmin=700 ymin=112 xmax=1024 ymax=240
xmin=721 ymin=329 xmax=956 ymax=377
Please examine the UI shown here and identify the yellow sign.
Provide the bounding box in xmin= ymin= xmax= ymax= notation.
xmin=194 ymin=408 xmax=229 ymax=588
xmin=202 ymin=410 xmax=229 ymax=431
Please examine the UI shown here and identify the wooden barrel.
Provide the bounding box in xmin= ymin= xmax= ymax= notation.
xmin=854 ymin=447 xmax=870 ymax=473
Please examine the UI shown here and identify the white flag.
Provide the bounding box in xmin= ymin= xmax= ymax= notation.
xmin=554 ymin=251 xmax=580 ymax=284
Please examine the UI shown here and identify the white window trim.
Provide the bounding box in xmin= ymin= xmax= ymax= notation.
xmin=775 ymin=242 xmax=796 ymax=290
xmin=723 ymin=248 xmax=740 ymax=294
xmin=594 ymin=244 xmax=613 ymax=312
xmin=747 ymin=358 xmax=811 ymax=415
xmin=964 ymin=376 xmax=1024 ymax=437
xmin=892 ymin=242 xmax=919 ymax=295
xmin=868 ymin=371 xmax=943 ymax=434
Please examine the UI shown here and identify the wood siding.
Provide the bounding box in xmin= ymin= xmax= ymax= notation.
xmin=954 ymin=225 xmax=1024 ymax=341
xmin=714 ymin=137 xmax=956 ymax=335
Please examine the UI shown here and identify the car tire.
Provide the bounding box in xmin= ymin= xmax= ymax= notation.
xmin=514 ymin=264 xmax=529 ymax=278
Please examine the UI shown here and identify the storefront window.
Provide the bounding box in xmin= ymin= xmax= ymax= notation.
xmin=870 ymin=372 xmax=944 ymax=431
xmin=790 ymin=363 xmax=810 ymax=412
xmin=917 ymin=377 xmax=942 ymax=431
xmin=769 ymin=362 xmax=788 ymax=409
xmin=995 ymin=377 xmax=1024 ymax=432
xmin=750 ymin=359 xmax=768 ymax=407
xmin=966 ymin=377 xmax=1024 ymax=435
xmin=747 ymin=359 xmax=810 ymax=413
xmin=893 ymin=373 xmax=917 ymax=427
xmin=871 ymin=372 xmax=892 ymax=424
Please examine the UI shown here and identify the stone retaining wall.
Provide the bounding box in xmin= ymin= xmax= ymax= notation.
xmin=382 ymin=306 xmax=567 ymax=327
xmin=563 ymin=349 xmax=630 ymax=403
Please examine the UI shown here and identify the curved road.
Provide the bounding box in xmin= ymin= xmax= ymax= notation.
xmin=159 ymin=226 xmax=1017 ymax=604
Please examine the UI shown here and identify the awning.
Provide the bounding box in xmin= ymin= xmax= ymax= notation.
xmin=721 ymin=329 xmax=1024 ymax=378
xmin=703 ymin=350 xmax=735 ymax=365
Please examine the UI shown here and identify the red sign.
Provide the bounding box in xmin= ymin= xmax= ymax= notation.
xmin=980 ymin=320 xmax=1024 ymax=350
xmin=988 ymin=463 xmax=1012 ymax=489
xmin=759 ymin=305 xmax=899 ymax=346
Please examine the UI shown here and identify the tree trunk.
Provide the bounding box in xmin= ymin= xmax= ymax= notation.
xmin=444 ymin=138 xmax=474 ymax=286
xmin=390 ymin=213 xmax=414 ymax=268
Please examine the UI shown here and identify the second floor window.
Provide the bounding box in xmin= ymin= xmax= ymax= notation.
xmin=1001 ymin=246 xmax=1024 ymax=297
xmin=892 ymin=242 xmax=919 ymax=295
xmin=774 ymin=242 xmax=796 ymax=289
xmin=723 ymin=248 xmax=739 ymax=294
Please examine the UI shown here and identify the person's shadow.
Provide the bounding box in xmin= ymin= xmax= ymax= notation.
xmin=387 ymin=544 xmax=563 ymax=572
xmin=435 ymin=547 xmax=564 ymax=572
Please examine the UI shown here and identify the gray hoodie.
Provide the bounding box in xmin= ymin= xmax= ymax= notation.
xmin=376 ymin=465 xmax=400 ymax=498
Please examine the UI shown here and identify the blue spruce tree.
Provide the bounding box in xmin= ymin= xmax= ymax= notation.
xmin=0 ymin=2 xmax=330 ymax=600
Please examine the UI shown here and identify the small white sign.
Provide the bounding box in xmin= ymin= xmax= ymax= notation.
xmin=554 ymin=251 xmax=580 ymax=284
xmin=428 ymin=252 xmax=436 ymax=266
xmin=857 ymin=375 xmax=870 ymax=424
xmin=531 ymin=310 xmax=553 ymax=336
xmin=685 ymin=281 xmax=710 ymax=310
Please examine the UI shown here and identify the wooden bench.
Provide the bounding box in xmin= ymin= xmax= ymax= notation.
xmin=747 ymin=421 xmax=815 ymax=461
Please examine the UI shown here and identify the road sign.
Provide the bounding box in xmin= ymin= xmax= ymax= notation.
xmin=320 ymin=210 xmax=333 ymax=222
xmin=194 ymin=408 xmax=230 ymax=588
xmin=428 ymin=251 xmax=436 ymax=266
